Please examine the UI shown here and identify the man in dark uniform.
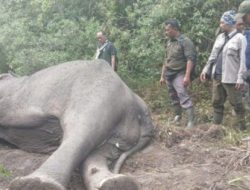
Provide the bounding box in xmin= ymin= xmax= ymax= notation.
xmin=95 ymin=31 xmax=118 ymax=71
xmin=160 ymin=19 xmax=196 ymax=128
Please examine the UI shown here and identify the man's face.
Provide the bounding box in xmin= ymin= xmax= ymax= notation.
xmin=236 ymin=18 xmax=245 ymax=33
xmin=219 ymin=21 xmax=231 ymax=32
xmin=243 ymin=13 xmax=250 ymax=25
xmin=165 ymin=24 xmax=177 ymax=38
xmin=97 ymin=33 xmax=106 ymax=45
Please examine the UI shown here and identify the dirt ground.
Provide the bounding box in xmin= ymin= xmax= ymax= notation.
xmin=0 ymin=122 xmax=250 ymax=190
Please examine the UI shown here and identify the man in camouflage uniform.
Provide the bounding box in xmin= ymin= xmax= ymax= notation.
xmin=160 ymin=19 xmax=196 ymax=128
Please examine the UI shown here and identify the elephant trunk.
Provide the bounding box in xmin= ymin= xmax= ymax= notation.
xmin=82 ymin=149 xmax=140 ymax=190
xmin=113 ymin=135 xmax=152 ymax=173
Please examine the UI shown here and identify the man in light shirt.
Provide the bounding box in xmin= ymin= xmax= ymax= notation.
xmin=200 ymin=10 xmax=247 ymax=130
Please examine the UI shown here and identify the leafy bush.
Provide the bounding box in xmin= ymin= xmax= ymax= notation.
xmin=0 ymin=0 xmax=242 ymax=78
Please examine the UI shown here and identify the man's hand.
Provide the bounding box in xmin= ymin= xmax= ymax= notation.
xmin=160 ymin=77 xmax=166 ymax=86
xmin=183 ymin=75 xmax=191 ymax=87
xmin=200 ymin=72 xmax=208 ymax=83
xmin=235 ymin=83 xmax=244 ymax=91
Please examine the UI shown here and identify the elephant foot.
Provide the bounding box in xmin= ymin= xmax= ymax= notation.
xmin=9 ymin=175 xmax=65 ymax=190
xmin=99 ymin=174 xmax=139 ymax=190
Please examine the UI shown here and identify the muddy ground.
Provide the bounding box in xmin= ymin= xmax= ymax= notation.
xmin=0 ymin=122 xmax=250 ymax=190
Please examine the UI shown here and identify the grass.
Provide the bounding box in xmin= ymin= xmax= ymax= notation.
xmin=0 ymin=164 xmax=11 ymax=177
xmin=228 ymin=176 xmax=250 ymax=190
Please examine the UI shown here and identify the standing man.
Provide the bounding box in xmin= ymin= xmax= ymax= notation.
xmin=200 ymin=10 xmax=247 ymax=130
xmin=95 ymin=31 xmax=118 ymax=71
xmin=160 ymin=19 xmax=196 ymax=128
xmin=237 ymin=0 xmax=250 ymax=111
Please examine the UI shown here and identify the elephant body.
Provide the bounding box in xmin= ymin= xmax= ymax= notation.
xmin=0 ymin=60 xmax=154 ymax=190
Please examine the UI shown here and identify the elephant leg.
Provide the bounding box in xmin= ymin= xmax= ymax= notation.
xmin=8 ymin=137 xmax=79 ymax=190
xmin=8 ymin=128 xmax=97 ymax=190
xmin=8 ymin=108 xmax=119 ymax=190
xmin=82 ymin=144 xmax=140 ymax=190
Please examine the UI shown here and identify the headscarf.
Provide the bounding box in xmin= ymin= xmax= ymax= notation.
xmin=220 ymin=10 xmax=236 ymax=26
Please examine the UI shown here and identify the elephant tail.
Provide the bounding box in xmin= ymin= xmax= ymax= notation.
xmin=113 ymin=132 xmax=153 ymax=174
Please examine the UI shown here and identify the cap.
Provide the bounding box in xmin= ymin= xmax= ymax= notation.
xmin=237 ymin=0 xmax=250 ymax=18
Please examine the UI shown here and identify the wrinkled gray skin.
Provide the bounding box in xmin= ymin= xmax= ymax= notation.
xmin=0 ymin=60 xmax=154 ymax=190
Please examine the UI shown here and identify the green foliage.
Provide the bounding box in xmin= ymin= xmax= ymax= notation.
xmin=0 ymin=0 xmax=100 ymax=74
xmin=0 ymin=164 xmax=11 ymax=177
xmin=0 ymin=0 xmax=243 ymax=77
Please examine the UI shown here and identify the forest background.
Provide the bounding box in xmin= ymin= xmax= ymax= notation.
xmin=0 ymin=0 xmax=247 ymax=126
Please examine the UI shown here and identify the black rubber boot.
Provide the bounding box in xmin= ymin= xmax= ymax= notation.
xmin=213 ymin=112 xmax=223 ymax=125
xmin=234 ymin=113 xmax=246 ymax=131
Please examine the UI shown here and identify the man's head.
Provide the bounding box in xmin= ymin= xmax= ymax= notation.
xmin=164 ymin=19 xmax=181 ymax=39
xmin=237 ymin=0 xmax=250 ymax=25
xmin=236 ymin=17 xmax=245 ymax=33
xmin=96 ymin=31 xmax=107 ymax=45
xmin=220 ymin=10 xmax=236 ymax=33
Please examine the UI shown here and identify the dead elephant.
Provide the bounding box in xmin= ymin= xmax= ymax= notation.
xmin=0 ymin=60 xmax=154 ymax=190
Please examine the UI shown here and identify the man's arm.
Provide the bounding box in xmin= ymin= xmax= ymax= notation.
xmin=236 ymin=35 xmax=247 ymax=90
xmin=109 ymin=43 xmax=117 ymax=71
xmin=182 ymin=37 xmax=195 ymax=86
xmin=200 ymin=34 xmax=223 ymax=82
xmin=184 ymin=59 xmax=193 ymax=87
xmin=111 ymin=55 xmax=116 ymax=71
xmin=160 ymin=63 xmax=167 ymax=86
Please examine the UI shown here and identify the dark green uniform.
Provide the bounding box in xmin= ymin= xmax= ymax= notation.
xmin=165 ymin=34 xmax=195 ymax=71
xmin=98 ymin=41 xmax=117 ymax=66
